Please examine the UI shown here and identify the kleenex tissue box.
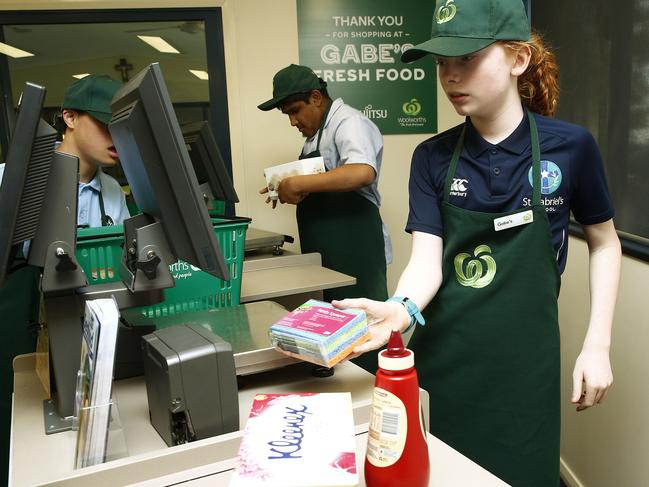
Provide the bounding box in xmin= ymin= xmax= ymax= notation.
xmin=229 ymin=393 xmax=358 ymax=487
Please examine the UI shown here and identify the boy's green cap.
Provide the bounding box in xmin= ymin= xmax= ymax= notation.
xmin=258 ymin=64 xmax=326 ymax=111
xmin=402 ymin=0 xmax=531 ymax=62
xmin=62 ymin=74 xmax=121 ymax=125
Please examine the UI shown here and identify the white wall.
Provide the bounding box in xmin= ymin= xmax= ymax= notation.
xmin=558 ymin=237 xmax=649 ymax=487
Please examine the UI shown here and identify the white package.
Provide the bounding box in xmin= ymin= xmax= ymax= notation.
xmin=264 ymin=157 xmax=325 ymax=200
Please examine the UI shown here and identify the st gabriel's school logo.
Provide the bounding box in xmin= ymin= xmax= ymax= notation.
xmin=528 ymin=160 xmax=562 ymax=195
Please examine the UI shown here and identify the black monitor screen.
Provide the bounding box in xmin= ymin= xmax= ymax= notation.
xmin=109 ymin=63 xmax=229 ymax=280
xmin=0 ymin=82 xmax=56 ymax=287
xmin=182 ymin=120 xmax=239 ymax=204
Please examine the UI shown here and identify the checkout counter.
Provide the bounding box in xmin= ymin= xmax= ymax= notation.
xmin=10 ymin=354 xmax=509 ymax=486
xmin=9 ymin=230 xmax=510 ymax=486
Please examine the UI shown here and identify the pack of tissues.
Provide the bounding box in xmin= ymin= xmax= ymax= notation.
xmin=268 ymin=299 xmax=369 ymax=368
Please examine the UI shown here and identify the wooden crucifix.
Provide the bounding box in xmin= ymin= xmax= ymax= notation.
xmin=114 ymin=58 xmax=133 ymax=82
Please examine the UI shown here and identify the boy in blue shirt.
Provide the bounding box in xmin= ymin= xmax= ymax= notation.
xmin=59 ymin=74 xmax=129 ymax=227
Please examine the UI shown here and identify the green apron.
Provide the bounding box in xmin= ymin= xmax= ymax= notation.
xmin=410 ymin=111 xmax=561 ymax=487
xmin=0 ymin=263 xmax=39 ymax=481
xmin=295 ymin=104 xmax=387 ymax=373
xmin=295 ymin=104 xmax=387 ymax=304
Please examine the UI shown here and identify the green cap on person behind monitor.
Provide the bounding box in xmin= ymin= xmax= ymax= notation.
xmin=62 ymin=74 xmax=121 ymax=125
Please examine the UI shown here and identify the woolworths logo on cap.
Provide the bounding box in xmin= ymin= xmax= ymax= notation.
xmin=435 ymin=0 xmax=457 ymax=24
xmin=402 ymin=98 xmax=422 ymax=116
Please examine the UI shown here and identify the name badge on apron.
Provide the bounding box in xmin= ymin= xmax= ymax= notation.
xmin=493 ymin=209 xmax=534 ymax=231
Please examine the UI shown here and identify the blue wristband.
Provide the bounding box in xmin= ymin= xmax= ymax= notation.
xmin=386 ymin=296 xmax=425 ymax=333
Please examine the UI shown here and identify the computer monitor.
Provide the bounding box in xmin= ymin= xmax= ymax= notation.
xmin=0 ymin=82 xmax=57 ymax=287
xmin=182 ymin=120 xmax=239 ymax=206
xmin=109 ymin=62 xmax=229 ymax=281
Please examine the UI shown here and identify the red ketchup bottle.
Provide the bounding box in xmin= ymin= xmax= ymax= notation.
xmin=364 ymin=330 xmax=429 ymax=487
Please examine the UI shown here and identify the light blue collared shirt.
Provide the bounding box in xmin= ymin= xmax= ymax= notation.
xmin=78 ymin=170 xmax=129 ymax=227
xmin=301 ymin=98 xmax=392 ymax=263
xmin=2 ymin=163 xmax=129 ymax=228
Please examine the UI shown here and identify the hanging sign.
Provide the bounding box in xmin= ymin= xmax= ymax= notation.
xmin=297 ymin=0 xmax=437 ymax=134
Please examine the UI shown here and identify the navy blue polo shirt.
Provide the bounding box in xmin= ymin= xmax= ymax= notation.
xmin=406 ymin=112 xmax=614 ymax=274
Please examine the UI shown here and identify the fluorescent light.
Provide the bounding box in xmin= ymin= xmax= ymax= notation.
xmin=0 ymin=41 xmax=34 ymax=58
xmin=73 ymin=73 xmax=91 ymax=79
xmin=189 ymin=70 xmax=209 ymax=80
xmin=137 ymin=35 xmax=179 ymax=54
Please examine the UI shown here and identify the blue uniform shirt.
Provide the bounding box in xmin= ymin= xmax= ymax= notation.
xmin=406 ymin=112 xmax=614 ymax=274
xmin=302 ymin=98 xmax=392 ymax=264
xmin=2 ymin=164 xmax=129 ymax=228
xmin=78 ymin=170 xmax=129 ymax=227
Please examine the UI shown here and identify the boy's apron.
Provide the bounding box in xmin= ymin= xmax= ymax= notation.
xmin=295 ymin=103 xmax=387 ymax=303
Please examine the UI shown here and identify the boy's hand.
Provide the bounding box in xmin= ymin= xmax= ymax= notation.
xmin=259 ymin=186 xmax=278 ymax=209
xmin=277 ymin=176 xmax=308 ymax=205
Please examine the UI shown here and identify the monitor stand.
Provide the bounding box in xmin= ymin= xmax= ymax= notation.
xmin=119 ymin=213 xmax=175 ymax=293
xmin=34 ymin=164 xmax=174 ymax=432
xmin=28 ymin=152 xmax=87 ymax=293
xmin=42 ymin=283 xmax=165 ymax=433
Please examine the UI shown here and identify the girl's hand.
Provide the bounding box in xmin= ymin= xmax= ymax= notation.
xmin=332 ymin=298 xmax=410 ymax=358
xmin=571 ymin=345 xmax=613 ymax=411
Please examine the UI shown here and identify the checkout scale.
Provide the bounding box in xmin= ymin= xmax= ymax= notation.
xmin=123 ymin=225 xmax=297 ymax=378
xmin=43 ymin=221 xmax=354 ymax=452
xmin=107 ymin=228 xmax=305 ymax=447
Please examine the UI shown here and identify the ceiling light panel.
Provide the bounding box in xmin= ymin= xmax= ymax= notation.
xmin=137 ymin=35 xmax=179 ymax=54
xmin=0 ymin=42 xmax=34 ymax=58
xmin=189 ymin=70 xmax=209 ymax=80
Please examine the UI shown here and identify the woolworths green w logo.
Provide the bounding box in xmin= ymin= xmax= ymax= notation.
xmin=454 ymin=245 xmax=497 ymax=288
xmin=402 ymin=98 xmax=421 ymax=116
xmin=436 ymin=0 xmax=457 ymax=24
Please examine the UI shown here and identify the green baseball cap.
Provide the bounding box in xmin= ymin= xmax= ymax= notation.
xmin=62 ymin=74 xmax=121 ymax=125
xmin=401 ymin=0 xmax=531 ymax=62
xmin=258 ymin=64 xmax=326 ymax=111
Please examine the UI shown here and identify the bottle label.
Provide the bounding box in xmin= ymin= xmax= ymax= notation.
xmin=366 ymin=387 xmax=407 ymax=467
